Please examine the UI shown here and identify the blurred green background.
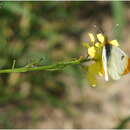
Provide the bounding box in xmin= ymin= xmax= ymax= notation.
xmin=0 ymin=1 xmax=130 ymax=128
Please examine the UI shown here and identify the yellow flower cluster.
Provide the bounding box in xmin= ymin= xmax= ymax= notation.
xmin=82 ymin=33 xmax=119 ymax=87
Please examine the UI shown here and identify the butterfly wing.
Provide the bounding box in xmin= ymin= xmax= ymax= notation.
xmin=107 ymin=45 xmax=128 ymax=80
xmin=102 ymin=46 xmax=109 ymax=81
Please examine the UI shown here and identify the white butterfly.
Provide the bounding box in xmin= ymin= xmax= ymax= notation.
xmin=102 ymin=44 xmax=130 ymax=81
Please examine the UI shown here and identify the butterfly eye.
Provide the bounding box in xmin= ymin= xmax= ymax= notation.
xmin=121 ymin=55 xmax=124 ymax=60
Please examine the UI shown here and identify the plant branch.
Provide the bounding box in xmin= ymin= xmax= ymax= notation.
xmin=115 ymin=116 xmax=130 ymax=129
xmin=0 ymin=57 xmax=91 ymax=73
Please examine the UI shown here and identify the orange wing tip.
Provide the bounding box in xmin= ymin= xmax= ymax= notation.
xmin=122 ymin=58 xmax=130 ymax=75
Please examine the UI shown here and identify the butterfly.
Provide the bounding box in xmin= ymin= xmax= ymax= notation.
xmin=83 ymin=33 xmax=130 ymax=86
xmin=102 ymin=38 xmax=130 ymax=81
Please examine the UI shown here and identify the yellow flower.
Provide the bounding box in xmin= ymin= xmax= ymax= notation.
xmin=88 ymin=47 xmax=96 ymax=58
xmin=82 ymin=33 xmax=119 ymax=87
xmin=83 ymin=33 xmax=101 ymax=59
xmin=82 ymin=61 xmax=103 ymax=87
xmin=97 ymin=33 xmax=119 ymax=46
xmin=88 ymin=33 xmax=95 ymax=43
xmin=97 ymin=33 xmax=105 ymax=43
xmin=109 ymin=40 xmax=119 ymax=46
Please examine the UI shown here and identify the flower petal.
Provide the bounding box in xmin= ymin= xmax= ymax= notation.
xmin=83 ymin=65 xmax=97 ymax=87
xmin=97 ymin=33 xmax=105 ymax=43
xmin=82 ymin=42 xmax=90 ymax=48
xmin=95 ymin=42 xmax=102 ymax=48
xmin=88 ymin=33 xmax=95 ymax=43
xmin=88 ymin=46 xmax=96 ymax=58
xmin=109 ymin=40 xmax=119 ymax=46
xmin=83 ymin=62 xmax=102 ymax=87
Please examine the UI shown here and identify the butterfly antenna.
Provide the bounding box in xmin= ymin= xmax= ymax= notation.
xmin=112 ymin=24 xmax=119 ymax=37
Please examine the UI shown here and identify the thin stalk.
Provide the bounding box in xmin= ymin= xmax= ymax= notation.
xmin=0 ymin=57 xmax=90 ymax=73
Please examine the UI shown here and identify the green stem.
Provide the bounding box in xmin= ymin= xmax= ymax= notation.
xmin=0 ymin=57 xmax=90 ymax=73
